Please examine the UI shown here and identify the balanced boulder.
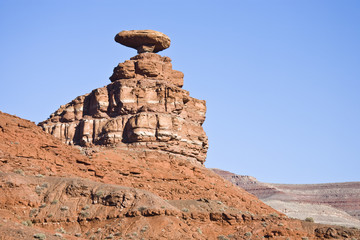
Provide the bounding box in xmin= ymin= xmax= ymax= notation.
xmin=115 ymin=30 xmax=171 ymax=53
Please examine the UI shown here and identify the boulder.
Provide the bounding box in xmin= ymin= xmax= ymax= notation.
xmin=115 ymin=30 xmax=171 ymax=53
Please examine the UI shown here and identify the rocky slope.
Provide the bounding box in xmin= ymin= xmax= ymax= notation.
xmin=212 ymin=168 xmax=360 ymax=228
xmin=0 ymin=108 xmax=329 ymax=240
xmin=1 ymin=30 xmax=360 ymax=239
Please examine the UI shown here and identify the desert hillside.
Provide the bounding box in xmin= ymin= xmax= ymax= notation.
xmin=2 ymin=108 xmax=345 ymax=239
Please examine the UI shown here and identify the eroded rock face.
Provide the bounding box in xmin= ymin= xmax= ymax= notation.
xmin=110 ymin=53 xmax=184 ymax=87
xmin=39 ymin=51 xmax=208 ymax=163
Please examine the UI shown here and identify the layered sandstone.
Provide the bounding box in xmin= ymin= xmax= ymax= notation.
xmin=39 ymin=33 xmax=208 ymax=164
xmin=0 ymin=111 xmax=269 ymax=214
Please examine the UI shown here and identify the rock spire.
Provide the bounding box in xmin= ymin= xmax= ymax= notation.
xmin=39 ymin=30 xmax=208 ymax=164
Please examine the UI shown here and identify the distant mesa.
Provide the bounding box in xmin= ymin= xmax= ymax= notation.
xmin=115 ymin=30 xmax=171 ymax=53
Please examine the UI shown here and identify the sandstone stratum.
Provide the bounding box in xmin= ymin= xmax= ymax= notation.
xmin=1 ymin=30 xmax=360 ymax=239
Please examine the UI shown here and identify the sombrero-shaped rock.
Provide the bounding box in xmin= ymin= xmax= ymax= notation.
xmin=115 ymin=30 xmax=171 ymax=53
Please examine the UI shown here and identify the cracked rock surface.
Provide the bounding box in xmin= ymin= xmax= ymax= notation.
xmin=39 ymin=52 xmax=208 ymax=164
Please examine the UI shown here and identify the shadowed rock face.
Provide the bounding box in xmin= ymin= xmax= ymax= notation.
xmin=39 ymin=32 xmax=208 ymax=164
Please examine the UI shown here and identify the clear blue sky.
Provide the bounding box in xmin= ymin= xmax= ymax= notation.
xmin=1 ymin=1 xmax=359 ymax=184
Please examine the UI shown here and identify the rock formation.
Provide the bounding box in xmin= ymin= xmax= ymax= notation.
xmin=2 ymin=30 xmax=360 ymax=239
xmin=39 ymin=30 xmax=208 ymax=164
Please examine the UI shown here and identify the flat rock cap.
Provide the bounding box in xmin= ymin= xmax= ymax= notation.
xmin=115 ymin=30 xmax=171 ymax=53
